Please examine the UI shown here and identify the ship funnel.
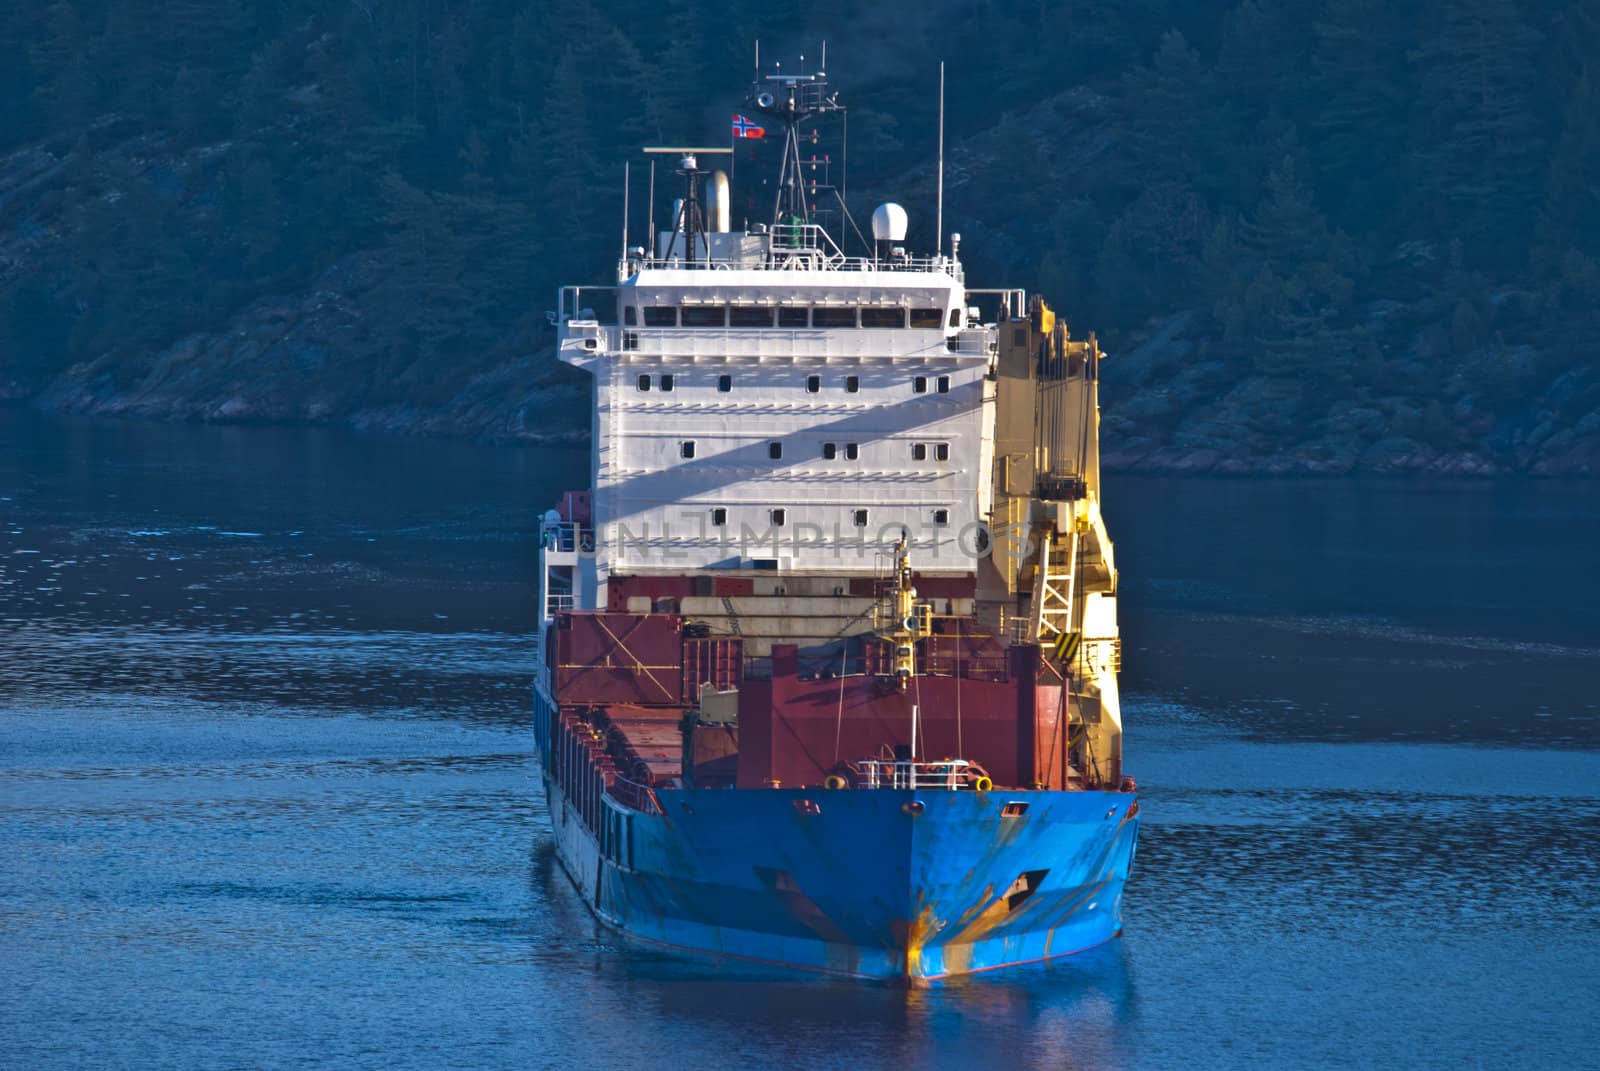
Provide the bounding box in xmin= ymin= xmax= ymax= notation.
xmin=709 ymin=170 xmax=731 ymax=233
xmin=871 ymin=203 xmax=908 ymax=242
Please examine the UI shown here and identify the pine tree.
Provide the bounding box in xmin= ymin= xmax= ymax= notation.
xmin=1409 ymin=0 xmax=1546 ymax=261
xmin=1310 ymin=0 xmax=1414 ymax=229
xmin=1123 ymin=29 xmax=1211 ymax=190
xmin=1238 ymin=156 xmax=1356 ymax=380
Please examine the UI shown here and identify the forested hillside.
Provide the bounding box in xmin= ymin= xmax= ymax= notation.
xmin=2 ymin=1 xmax=1598 ymax=471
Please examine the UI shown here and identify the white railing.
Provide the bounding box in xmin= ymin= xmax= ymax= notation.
xmin=856 ymin=758 xmax=987 ymax=791
xmin=540 ymin=521 xmax=593 ymax=554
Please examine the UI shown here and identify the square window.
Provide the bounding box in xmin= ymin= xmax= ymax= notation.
xmin=729 ymin=306 xmax=773 ymax=327
xmin=933 ymin=509 xmax=949 ymax=526
xmin=853 ymin=509 xmax=869 ymax=528
xmin=845 ymin=375 xmax=859 ymax=393
xmin=813 ymin=307 xmax=857 ymax=328
xmin=861 ymin=307 xmax=904 ymax=328
xmin=768 ymin=442 xmax=783 ymax=460
xmin=771 ymin=509 xmax=786 ymax=526
xmin=644 ymin=307 xmax=677 ymax=327
xmin=682 ymin=306 xmax=726 ymax=327
xmin=624 ymin=306 xmax=638 ymax=326
xmin=936 ymin=443 xmax=949 ymax=461
xmin=717 ymin=374 xmax=732 ymax=392
xmin=778 ymin=307 xmax=809 ymax=328
xmin=910 ymin=308 xmax=943 ymax=328
xmin=912 ymin=443 xmax=927 ymax=461
xmin=822 ymin=443 xmax=837 ymax=460
xmin=661 ymin=374 xmax=674 ymax=392
xmin=845 ymin=443 xmax=859 ymax=460
xmin=805 ymin=375 xmax=820 ymax=393
xmin=913 ymin=376 xmax=927 ymax=393
xmin=637 ymin=375 xmax=651 ymax=392
xmin=711 ymin=508 xmax=727 ymax=526
xmin=937 ymin=375 xmax=950 ymax=393
xmin=681 ymin=441 xmax=695 ymax=459
xmin=949 ymin=308 xmax=962 ymax=328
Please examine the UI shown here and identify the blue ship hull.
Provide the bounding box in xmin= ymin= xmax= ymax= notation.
xmin=543 ymin=770 xmax=1140 ymax=982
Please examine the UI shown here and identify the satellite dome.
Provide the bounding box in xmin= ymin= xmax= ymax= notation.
xmin=871 ymin=203 xmax=908 ymax=243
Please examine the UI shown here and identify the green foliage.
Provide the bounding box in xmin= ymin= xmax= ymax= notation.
xmin=0 ymin=0 xmax=1588 ymax=412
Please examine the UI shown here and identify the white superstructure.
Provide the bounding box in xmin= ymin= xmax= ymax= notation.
xmin=557 ymin=226 xmax=1020 ymax=598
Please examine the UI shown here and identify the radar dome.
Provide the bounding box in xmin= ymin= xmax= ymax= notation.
xmin=871 ymin=203 xmax=908 ymax=243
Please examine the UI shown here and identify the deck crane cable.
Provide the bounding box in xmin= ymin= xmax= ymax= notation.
xmin=1075 ymin=338 xmax=1102 ymax=784
xmin=832 ymin=644 xmax=847 ymax=764
xmin=912 ymin=659 xmax=925 ymax=762
xmin=954 ymin=617 xmax=963 ymax=760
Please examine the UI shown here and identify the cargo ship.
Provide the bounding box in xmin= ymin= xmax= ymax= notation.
xmin=533 ymin=65 xmax=1138 ymax=982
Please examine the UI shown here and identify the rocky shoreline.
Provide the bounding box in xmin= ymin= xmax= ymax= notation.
xmin=8 ymin=279 xmax=1597 ymax=474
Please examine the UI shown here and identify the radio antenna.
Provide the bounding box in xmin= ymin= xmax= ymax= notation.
xmin=936 ymin=61 xmax=945 ymax=257
xmin=620 ymin=160 xmax=630 ymax=264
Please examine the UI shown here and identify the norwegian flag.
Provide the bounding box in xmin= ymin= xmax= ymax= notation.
xmin=732 ymin=113 xmax=766 ymax=139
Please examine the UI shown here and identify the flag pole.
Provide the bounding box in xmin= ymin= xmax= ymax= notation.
xmin=936 ymin=60 xmax=945 ymax=258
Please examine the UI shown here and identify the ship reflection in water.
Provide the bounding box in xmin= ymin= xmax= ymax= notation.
xmin=2 ymin=413 xmax=1597 ymax=1069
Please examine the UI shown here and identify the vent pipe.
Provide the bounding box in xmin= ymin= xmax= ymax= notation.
xmin=709 ymin=170 xmax=731 ymax=233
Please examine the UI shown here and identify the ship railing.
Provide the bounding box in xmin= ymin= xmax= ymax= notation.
xmin=540 ymin=521 xmax=594 ymax=555
xmin=608 ymin=776 xmax=664 ymax=816
xmin=599 ymin=326 xmax=978 ymax=361
xmin=944 ymin=331 xmax=997 ymax=355
xmin=856 ymin=758 xmax=986 ymax=791
xmin=620 ymin=253 xmax=959 ymax=276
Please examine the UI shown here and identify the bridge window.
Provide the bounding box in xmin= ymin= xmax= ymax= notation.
xmin=643 ymin=307 xmax=676 ymax=327
xmin=853 ymin=509 xmax=869 ymax=527
xmin=937 ymin=375 xmax=950 ymax=393
xmin=778 ymin=307 xmax=809 ymax=328
xmin=711 ymin=508 xmax=727 ymax=526
xmin=910 ymin=308 xmax=943 ymax=328
xmin=822 ymin=443 xmax=837 ymax=460
xmin=805 ymin=375 xmax=820 ymax=393
xmin=682 ymin=306 xmax=726 ymax=327
xmin=680 ymin=441 xmax=695 ymax=459
xmin=949 ymin=308 xmax=962 ymax=328
xmin=913 ymin=376 xmax=927 ymax=393
xmin=861 ymin=307 xmax=904 ymax=328
xmin=812 ymin=307 xmax=857 ymax=328
xmin=660 ymin=374 xmax=674 ymax=392
xmin=624 ymin=306 xmax=638 ymax=326
xmin=768 ymin=442 xmax=783 ymax=460
xmin=717 ymin=374 xmax=732 ymax=392
xmin=845 ymin=375 xmax=859 ymax=393
xmin=637 ymin=375 xmax=651 ymax=392
xmin=729 ymin=306 xmax=773 ymax=328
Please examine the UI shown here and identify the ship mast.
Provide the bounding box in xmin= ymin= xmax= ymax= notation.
xmin=745 ymin=63 xmax=843 ymax=228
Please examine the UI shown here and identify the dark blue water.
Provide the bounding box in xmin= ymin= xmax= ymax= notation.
xmin=3 ymin=411 xmax=1597 ymax=1069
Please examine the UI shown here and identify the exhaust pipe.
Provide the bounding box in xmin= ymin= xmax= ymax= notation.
xmin=709 ymin=170 xmax=731 ymax=233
